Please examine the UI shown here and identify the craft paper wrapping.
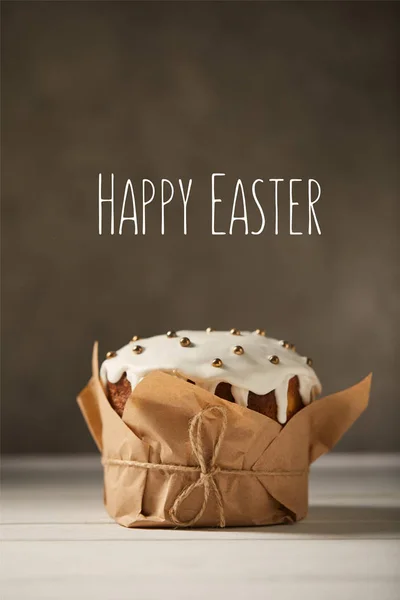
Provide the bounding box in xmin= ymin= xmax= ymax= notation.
xmin=77 ymin=343 xmax=371 ymax=528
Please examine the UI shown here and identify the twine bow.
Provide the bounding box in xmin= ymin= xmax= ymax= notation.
xmin=169 ymin=404 xmax=227 ymax=527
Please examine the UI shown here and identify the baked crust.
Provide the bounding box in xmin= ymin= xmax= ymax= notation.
xmin=106 ymin=374 xmax=132 ymax=417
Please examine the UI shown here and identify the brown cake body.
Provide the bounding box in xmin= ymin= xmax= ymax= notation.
xmin=107 ymin=373 xmax=305 ymax=423
xmin=106 ymin=374 xmax=133 ymax=417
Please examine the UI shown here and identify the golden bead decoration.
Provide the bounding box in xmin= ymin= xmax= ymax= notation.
xmin=233 ymin=345 xmax=244 ymax=355
xmin=307 ymin=357 xmax=313 ymax=367
xmin=255 ymin=329 xmax=266 ymax=336
xmin=230 ymin=328 xmax=241 ymax=335
xmin=280 ymin=340 xmax=295 ymax=351
xmin=206 ymin=327 xmax=215 ymax=333
xmin=212 ymin=358 xmax=223 ymax=368
xmin=166 ymin=331 xmax=177 ymax=338
xmin=106 ymin=351 xmax=117 ymax=359
xmin=132 ymin=345 xmax=143 ymax=354
xmin=131 ymin=335 xmax=140 ymax=342
xmin=268 ymin=355 xmax=280 ymax=365
xmin=180 ymin=337 xmax=191 ymax=347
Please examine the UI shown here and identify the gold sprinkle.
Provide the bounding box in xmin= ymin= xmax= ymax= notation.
xmin=255 ymin=329 xmax=266 ymax=336
xmin=166 ymin=331 xmax=177 ymax=338
xmin=132 ymin=345 xmax=143 ymax=354
xmin=131 ymin=335 xmax=140 ymax=342
xmin=230 ymin=328 xmax=241 ymax=335
xmin=280 ymin=340 xmax=295 ymax=351
xmin=307 ymin=357 xmax=313 ymax=367
xmin=212 ymin=358 xmax=223 ymax=368
xmin=233 ymin=345 xmax=244 ymax=355
xmin=106 ymin=351 xmax=117 ymax=359
xmin=180 ymin=337 xmax=191 ymax=347
xmin=206 ymin=327 xmax=215 ymax=333
xmin=269 ymin=355 xmax=280 ymax=365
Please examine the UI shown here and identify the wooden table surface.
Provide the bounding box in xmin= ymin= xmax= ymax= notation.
xmin=1 ymin=454 xmax=400 ymax=600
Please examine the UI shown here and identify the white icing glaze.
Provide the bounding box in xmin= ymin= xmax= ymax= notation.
xmin=231 ymin=385 xmax=249 ymax=408
xmin=100 ymin=330 xmax=322 ymax=424
xmin=275 ymin=376 xmax=291 ymax=424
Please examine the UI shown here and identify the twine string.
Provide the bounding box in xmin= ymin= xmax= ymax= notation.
xmin=169 ymin=405 xmax=227 ymax=527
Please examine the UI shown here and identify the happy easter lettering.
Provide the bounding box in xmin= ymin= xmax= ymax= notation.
xmin=98 ymin=174 xmax=321 ymax=236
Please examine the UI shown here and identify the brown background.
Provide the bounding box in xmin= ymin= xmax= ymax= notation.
xmin=2 ymin=1 xmax=399 ymax=453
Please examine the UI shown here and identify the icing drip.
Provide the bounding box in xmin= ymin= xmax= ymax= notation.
xmin=298 ymin=375 xmax=315 ymax=406
xmin=274 ymin=376 xmax=291 ymax=424
xmin=231 ymin=385 xmax=249 ymax=408
xmin=101 ymin=330 xmax=322 ymax=423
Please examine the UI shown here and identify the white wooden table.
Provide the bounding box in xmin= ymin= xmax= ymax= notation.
xmin=1 ymin=454 xmax=400 ymax=600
